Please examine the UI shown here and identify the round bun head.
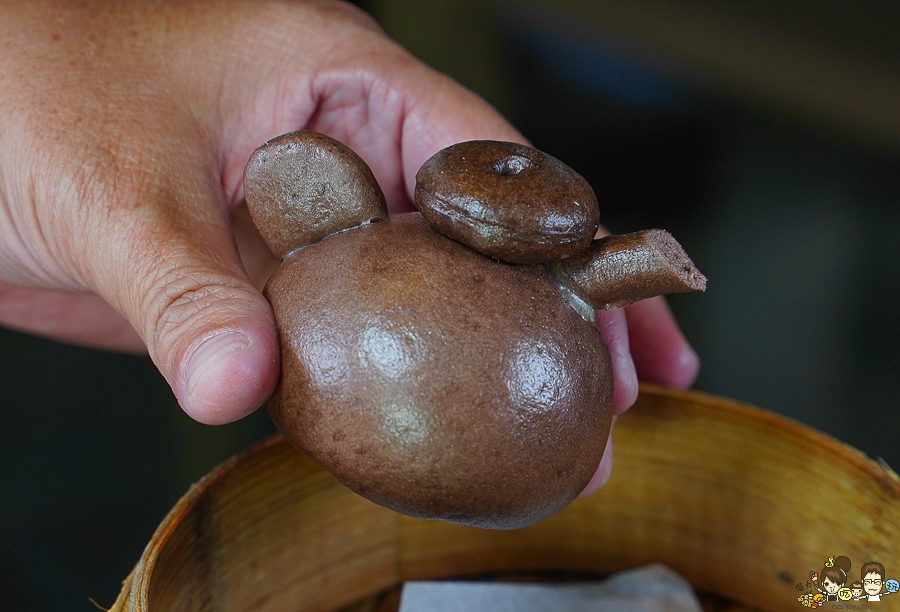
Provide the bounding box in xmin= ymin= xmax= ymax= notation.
xmin=266 ymin=214 xmax=613 ymax=529
xmin=415 ymin=141 xmax=599 ymax=264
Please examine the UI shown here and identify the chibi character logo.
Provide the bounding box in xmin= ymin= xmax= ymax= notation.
xmin=800 ymin=557 xmax=895 ymax=606
xmin=811 ymin=556 xmax=851 ymax=602
xmin=861 ymin=561 xmax=896 ymax=602
xmin=798 ymin=592 xmax=825 ymax=608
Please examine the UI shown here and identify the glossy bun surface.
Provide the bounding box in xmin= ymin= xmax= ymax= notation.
xmin=266 ymin=213 xmax=613 ymax=529
xmin=415 ymin=141 xmax=599 ymax=264
xmin=244 ymin=131 xmax=387 ymax=259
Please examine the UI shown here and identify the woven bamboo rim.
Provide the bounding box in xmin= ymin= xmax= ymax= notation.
xmin=109 ymin=384 xmax=900 ymax=612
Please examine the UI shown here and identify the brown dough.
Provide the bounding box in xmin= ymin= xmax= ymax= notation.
xmin=415 ymin=141 xmax=599 ymax=264
xmin=550 ymin=230 xmax=707 ymax=310
xmin=266 ymin=214 xmax=613 ymax=529
xmin=244 ymin=131 xmax=388 ymax=259
xmin=245 ymin=132 xmax=704 ymax=530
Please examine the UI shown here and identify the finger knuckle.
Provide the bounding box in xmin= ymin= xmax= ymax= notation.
xmin=146 ymin=267 xmax=255 ymax=350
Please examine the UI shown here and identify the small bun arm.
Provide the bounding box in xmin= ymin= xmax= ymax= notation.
xmin=549 ymin=229 xmax=706 ymax=310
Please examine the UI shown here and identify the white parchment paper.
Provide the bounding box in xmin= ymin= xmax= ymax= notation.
xmin=398 ymin=564 xmax=702 ymax=612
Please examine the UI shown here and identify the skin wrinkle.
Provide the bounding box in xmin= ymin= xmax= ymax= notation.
xmin=308 ymin=77 xmax=373 ymax=147
xmin=399 ymin=91 xmax=448 ymax=199
xmin=220 ymin=78 xmax=294 ymax=207
xmin=163 ymin=284 xmax=252 ymax=330
xmin=78 ymin=112 xmax=223 ymax=213
xmin=137 ymin=226 xmax=242 ymax=300
xmin=363 ymin=61 xmax=429 ymax=208
xmin=0 ymin=163 xmax=75 ymax=289
xmin=308 ymin=66 xmax=410 ymax=212
xmin=207 ymin=75 xmax=236 ymax=204
xmin=0 ymin=173 xmax=43 ymax=285
xmin=366 ymin=58 xmax=416 ymax=135
xmin=376 ymin=73 xmax=418 ymax=207
xmin=112 ymin=186 xmax=244 ymax=347
xmin=35 ymin=160 xmax=92 ymax=287
xmin=147 ymin=272 xmax=255 ymax=353
xmin=78 ymin=182 xmax=188 ymax=293
xmin=391 ymin=86 xmax=412 ymax=210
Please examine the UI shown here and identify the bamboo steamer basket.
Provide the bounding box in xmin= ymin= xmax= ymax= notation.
xmin=110 ymin=385 xmax=900 ymax=612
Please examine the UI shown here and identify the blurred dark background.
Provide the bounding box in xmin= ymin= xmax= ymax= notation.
xmin=3 ymin=1 xmax=899 ymax=609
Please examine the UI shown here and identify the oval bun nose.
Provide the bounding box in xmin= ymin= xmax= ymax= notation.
xmin=414 ymin=141 xmax=599 ymax=264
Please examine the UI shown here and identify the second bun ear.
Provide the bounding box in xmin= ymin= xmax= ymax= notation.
xmin=414 ymin=141 xmax=599 ymax=264
xmin=244 ymin=131 xmax=388 ymax=260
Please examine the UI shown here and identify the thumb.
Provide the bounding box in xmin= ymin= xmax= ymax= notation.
xmin=82 ymin=161 xmax=280 ymax=425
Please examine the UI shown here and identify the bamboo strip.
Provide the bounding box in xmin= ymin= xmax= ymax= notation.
xmin=110 ymin=385 xmax=900 ymax=612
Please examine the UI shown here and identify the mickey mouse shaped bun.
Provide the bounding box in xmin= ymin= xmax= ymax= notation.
xmin=244 ymin=132 xmax=705 ymax=529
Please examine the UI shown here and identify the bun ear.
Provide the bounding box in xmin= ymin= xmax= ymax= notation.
xmin=243 ymin=131 xmax=388 ymax=259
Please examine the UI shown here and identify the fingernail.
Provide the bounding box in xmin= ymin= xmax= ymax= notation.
xmin=596 ymin=433 xmax=614 ymax=487
xmin=613 ymin=353 xmax=639 ymax=414
xmin=185 ymin=331 xmax=248 ymax=394
xmin=677 ymin=344 xmax=701 ymax=386
xmin=579 ymin=428 xmax=615 ymax=497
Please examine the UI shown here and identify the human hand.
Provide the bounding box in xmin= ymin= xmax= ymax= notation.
xmin=0 ymin=0 xmax=698 ymax=485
